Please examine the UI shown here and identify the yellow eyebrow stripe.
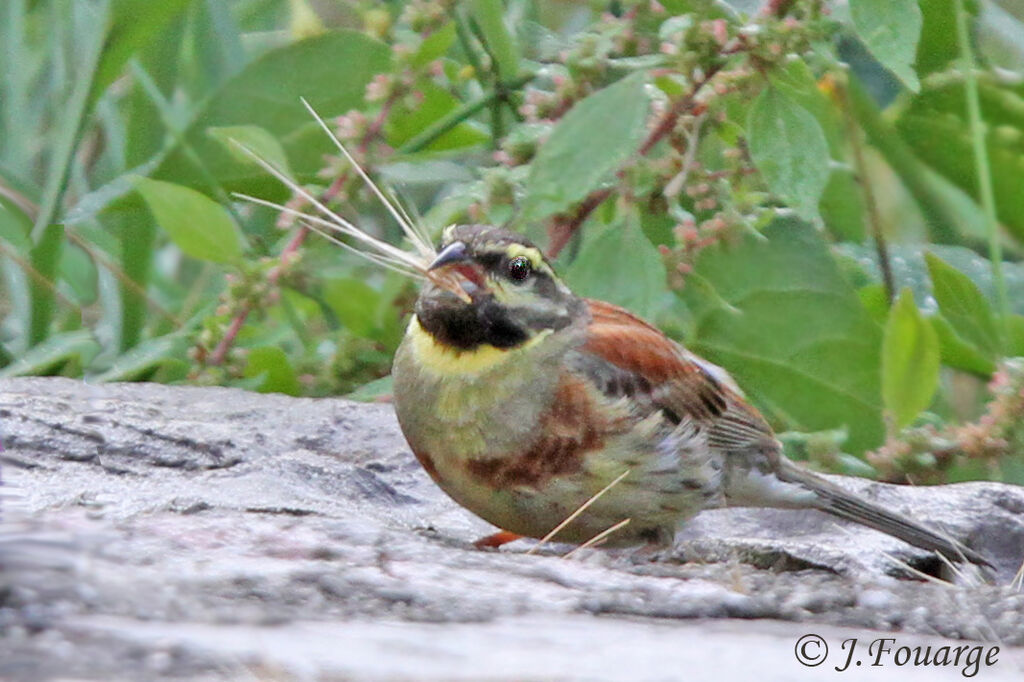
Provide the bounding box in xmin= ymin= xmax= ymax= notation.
xmin=500 ymin=244 xmax=554 ymax=278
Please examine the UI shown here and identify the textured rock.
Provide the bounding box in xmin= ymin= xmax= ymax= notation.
xmin=1 ymin=377 xmax=1023 ymax=681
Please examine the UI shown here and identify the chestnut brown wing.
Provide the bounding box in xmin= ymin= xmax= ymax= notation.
xmin=576 ymin=299 xmax=775 ymax=451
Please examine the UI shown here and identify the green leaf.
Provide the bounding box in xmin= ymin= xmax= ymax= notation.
xmin=917 ymin=0 xmax=977 ymax=76
xmin=207 ymin=125 xmax=292 ymax=175
xmin=124 ymin=13 xmax=186 ymax=168
xmin=680 ymin=216 xmax=884 ymax=453
xmin=924 ymin=252 xmax=1002 ymax=359
xmin=520 ymin=72 xmax=649 ymax=222
xmin=59 ymin=242 xmax=98 ymax=307
xmin=108 ymin=199 xmax=157 ymax=351
xmin=28 ymin=224 xmax=66 ymax=346
xmin=1009 ymin=315 xmax=1024 ymax=357
xmin=135 ymin=177 xmax=244 ymax=264
xmin=565 ymin=217 xmax=667 ymax=320
xmin=0 ymin=330 xmax=99 ymax=378
xmin=819 ymin=168 xmax=866 ymax=241
xmin=153 ymin=30 xmax=390 ymax=198
xmin=896 ymin=78 xmax=1024 ymax=239
xmin=850 ymin=0 xmax=922 ymax=92
xmin=244 ymin=346 xmax=301 ymax=396
xmin=386 ymin=81 xmax=490 ymax=152
xmin=412 ymin=22 xmax=456 ymax=68
xmin=323 ymin=278 xmax=381 ymax=337
xmin=346 ymin=374 xmax=393 ymax=402
xmin=92 ymin=0 xmax=195 ymax=107
xmin=0 ymin=196 xmax=33 ymax=251
xmin=838 ymin=243 xmax=1024 ymax=315
xmin=747 ymin=87 xmax=830 ymax=219
xmin=190 ymin=0 xmax=245 ymax=92
xmin=882 ymin=288 xmax=940 ymax=431
xmin=858 ymin=283 xmax=889 ymax=324
xmin=469 ymin=0 xmax=521 ymax=80
xmin=771 ymin=59 xmax=844 ymax=154
xmin=32 ymin=5 xmax=109 ymax=236
xmin=90 ymin=333 xmax=190 ymax=382
xmin=931 ymin=314 xmax=996 ymax=375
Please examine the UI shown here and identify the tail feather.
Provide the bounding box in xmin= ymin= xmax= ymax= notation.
xmin=775 ymin=460 xmax=992 ymax=568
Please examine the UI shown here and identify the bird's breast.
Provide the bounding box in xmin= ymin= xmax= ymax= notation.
xmin=392 ymin=316 xmax=563 ymax=469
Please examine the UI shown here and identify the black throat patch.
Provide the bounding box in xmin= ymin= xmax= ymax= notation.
xmin=415 ymin=294 xmax=530 ymax=351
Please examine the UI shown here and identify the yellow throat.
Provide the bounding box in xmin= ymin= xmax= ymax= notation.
xmin=405 ymin=316 xmax=551 ymax=377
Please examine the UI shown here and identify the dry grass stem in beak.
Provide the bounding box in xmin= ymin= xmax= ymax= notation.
xmin=233 ymin=100 xmax=452 ymax=291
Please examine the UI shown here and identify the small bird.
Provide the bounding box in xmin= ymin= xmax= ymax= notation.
xmin=392 ymin=223 xmax=989 ymax=566
xmin=245 ymin=104 xmax=987 ymax=567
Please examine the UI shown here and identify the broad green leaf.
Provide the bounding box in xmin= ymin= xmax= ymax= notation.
xmin=850 ymin=0 xmax=922 ymax=92
xmin=896 ymin=78 xmax=1024 ymax=239
xmin=858 ymin=283 xmax=889 ymax=324
xmin=412 ymin=22 xmax=456 ymax=68
xmin=0 ymin=330 xmax=99 ymax=378
xmin=244 ymin=346 xmax=301 ymax=396
xmin=565 ymin=218 xmax=667 ymax=320
xmin=925 ymin=252 xmax=1002 ymax=359
xmin=208 ymin=125 xmax=292 ymax=175
xmin=386 ymin=81 xmax=490 ymax=152
xmin=681 ymin=216 xmax=884 ymax=453
xmin=135 ymin=177 xmax=244 ymax=264
xmin=931 ymin=314 xmax=996 ymax=376
xmin=323 ymin=278 xmax=381 ymax=337
xmin=819 ymin=168 xmax=866 ymax=242
xmin=521 ymin=72 xmax=649 ymax=222
xmin=747 ymin=87 xmax=830 ymax=219
xmin=882 ymin=288 xmax=940 ymax=431
xmin=917 ymin=0 xmax=977 ymax=76
xmin=838 ymin=243 xmax=1024 ymax=315
xmin=469 ymin=0 xmax=520 ymax=80
xmin=153 ymin=31 xmax=390 ymax=198
xmin=771 ymin=59 xmax=844 ymax=154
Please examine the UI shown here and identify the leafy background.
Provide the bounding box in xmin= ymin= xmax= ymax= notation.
xmin=3 ymin=0 xmax=1024 ymax=485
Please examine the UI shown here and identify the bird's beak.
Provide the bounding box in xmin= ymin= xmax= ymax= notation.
xmin=428 ymin=241 xmax=470 ymax=270
xmin=427 ymin=241 xmax=485 ymax=302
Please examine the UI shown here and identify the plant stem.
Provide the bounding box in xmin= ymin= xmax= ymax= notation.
xmin=838 ymin=79 xmax=894 ymax=303
xmin=547 ymin=63 xmax=725 ymax=259
xmin=954 ymin=0 xmax=1010 ymax=341
xmin=464 ymin=15 xmax=506 ymax=144
xmin=209 ymin=226 xmax=307 ymax=366
xmin=398 ymin=75 xmax=532 ymax=154
xmin=209 ymin=96 xmax=401 ymax=366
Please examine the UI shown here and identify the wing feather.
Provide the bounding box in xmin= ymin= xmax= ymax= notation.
xmin=577 ymin=299 xmax=773 ymax=452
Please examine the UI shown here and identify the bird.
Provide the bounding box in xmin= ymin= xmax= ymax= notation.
xmin=244 ymin=103 xmax=987 ymax=567
xmin=391 ymin=223 xmax=990 ymax=567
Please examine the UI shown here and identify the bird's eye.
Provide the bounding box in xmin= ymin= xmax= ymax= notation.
xmin=506 ymin=256 xmax=532 ymax=282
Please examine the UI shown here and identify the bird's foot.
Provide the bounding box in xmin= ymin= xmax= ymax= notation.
xmin=473 ymin=531 xmax=523 ymax=549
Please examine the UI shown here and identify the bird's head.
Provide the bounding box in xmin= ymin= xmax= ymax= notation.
xmin=415 ymin=225 xmax=584 ymax=351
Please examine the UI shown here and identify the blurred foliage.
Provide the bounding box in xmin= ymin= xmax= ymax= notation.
xmin=3 ymin=0 xmax=1024 ymax=485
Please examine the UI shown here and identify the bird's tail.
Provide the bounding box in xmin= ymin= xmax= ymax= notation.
xmin=774 ymin=458 xmax=992 ymax=568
